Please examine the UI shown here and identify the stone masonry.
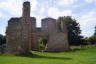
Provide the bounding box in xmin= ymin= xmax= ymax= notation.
xmin=6 ymin=1 xmax=69 ymax=54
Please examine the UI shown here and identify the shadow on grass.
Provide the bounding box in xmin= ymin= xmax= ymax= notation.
xmin=70 ymin=47 xmax=86 ymax=52
xmin=16 ymin=52 xmax=72 ymax=60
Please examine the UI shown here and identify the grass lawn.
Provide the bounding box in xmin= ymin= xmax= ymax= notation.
xmin=0 ymin=45 xmax=96 ymax=64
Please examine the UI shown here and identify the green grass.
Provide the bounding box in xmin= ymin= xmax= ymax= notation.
xmin=0 ymin=45 xmax=96 ymax=64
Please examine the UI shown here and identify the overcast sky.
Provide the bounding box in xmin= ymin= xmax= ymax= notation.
xmin=0 ymin=0 xmax=96 ymax=37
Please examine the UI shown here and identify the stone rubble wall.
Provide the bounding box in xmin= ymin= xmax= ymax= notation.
xmin=6 ymin=1 xmax=69 ymax=54
xmin=6 ymin=18 xmax=22 ymax=54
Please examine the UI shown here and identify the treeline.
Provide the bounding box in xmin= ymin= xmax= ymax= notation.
xmin=85 ymin=26 xmax=96 ymax=45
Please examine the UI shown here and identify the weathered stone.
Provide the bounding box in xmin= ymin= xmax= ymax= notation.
xmin=6 ymin=1 xmax=36 ymax=54
xmin=42 ymin=18 xmax=57 ymax=35
xmin=45 ymin=32 xmax=69 ymax=51
xmin=6 ymin=1 xmax=69 ymax=54
xmin=32 ymin=17 xmax=69 ymax=52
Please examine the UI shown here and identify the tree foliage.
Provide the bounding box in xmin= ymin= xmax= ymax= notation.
xmin=88 ymin=35 xmax=96 ymax=44
xmin=94 ymin=26 xmax=96 ymax=35
xmin=58 ymin=16 xmax=84 ymax=45
xmin=88 ymin=26 xmax=96 ymax=44
xmin=38 ymin=38 xmax=47 ymax=50
xmin=0 ymin=34 xmax=6 ymax=46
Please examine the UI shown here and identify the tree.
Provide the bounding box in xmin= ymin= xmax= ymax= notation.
xmin=88 ymin=26 xmax=96 ymax=44
xmin=38 ymin=38 xmax=47 ymax=51
xmin=88 ymin=35 xmax=96 ymax=44
xmin=58 ymin=16 xmax=83 ymax=45
xmin=94 ymin=26 xmax=96 ymax=35
xmin=0 ymin=34 xmax=6 ymax=46
xmin=0 ymin=34 xmax=6 ymax=53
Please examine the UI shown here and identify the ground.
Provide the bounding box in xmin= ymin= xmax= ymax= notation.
xmin=0 ymin=45 xmax=96 ymax=64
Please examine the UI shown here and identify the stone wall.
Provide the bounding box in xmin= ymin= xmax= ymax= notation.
xmin=6 ymin=1 xmax=69 ymax=54
xmin=6 ymin=18 xmax=22 ymax=54
xmin=44 ymin=18 xmax=69 ymax=51
xmin=42 ymin=18 xmax=57 ymax=35
xmin=6 ymin=1 xmax=37 ymax=54
xmin=46 ymin=32 xmax=69 ymax=51
xmin=0 ymin=44 xmax=6 ymax=53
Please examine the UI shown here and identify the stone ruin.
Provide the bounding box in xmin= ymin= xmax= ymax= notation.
xmin=6 ymin=1 xmax=69 ymax=54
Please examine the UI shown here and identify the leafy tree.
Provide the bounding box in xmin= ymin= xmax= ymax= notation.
xmin=94 ymin=26 xmax=96 ymax=35
xmin=38 ymin=38 xmax=47 ymax=51
xmin=88 ymin=35 xmax=96 ymax=44
xmin=0 ymin=34 xmax=6 ymax=46
xmin=88 ymin=26 xmax=96 ymax=44
xmin=58 ymin=16 xmax=84 ymax=45
xmin=0 ymin=34 xmax=6 ymax=53
xmin=83 ymin=37 xmax=90 ymax=45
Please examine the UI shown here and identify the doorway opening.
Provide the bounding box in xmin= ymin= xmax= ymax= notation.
xmin=38 ymin=38 xmax=47 ymax=51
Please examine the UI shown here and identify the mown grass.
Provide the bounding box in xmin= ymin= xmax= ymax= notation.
xmin=0 ymin=45 xmax=96 ymax=64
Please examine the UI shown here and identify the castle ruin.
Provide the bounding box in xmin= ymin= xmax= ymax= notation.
xmin=6 ymin=1 xmax=69 ymax=54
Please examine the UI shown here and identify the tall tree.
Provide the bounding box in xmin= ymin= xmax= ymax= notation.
xmin=88 ymin=26 xmax=96 ymax=44
xmin=58 ymin=16 xmax=83 ymax=45
xmin=0 ymin=34 xmax=6 ymax=46
xmin=94 ymin=26 xmax=96 ymax=35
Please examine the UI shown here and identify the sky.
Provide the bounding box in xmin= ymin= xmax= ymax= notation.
xmin=0 ymin=0 xmax=96 ymax=37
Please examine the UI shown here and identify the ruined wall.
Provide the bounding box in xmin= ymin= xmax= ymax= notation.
xmin=46 ymin=33 xmax=69 ymax=51
xmin=30 ymin=17 xmax=37 ymax=50
xmin=6 ymin=1 xmax=36 ymax=54
xmin=44 ymin=18 xmax=69 ymax=51
xmin=6 ymin=18 xmax=22 ymax=54
xmin=42 ymin=18 xmax=57 ymax=35
xmin=19 ymin=1 xmax=31 ymax=53
xmin=6 ymin=1 xmax=69 ymax=54
xmin=6 ymin=17 xmax=36 ymax=54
